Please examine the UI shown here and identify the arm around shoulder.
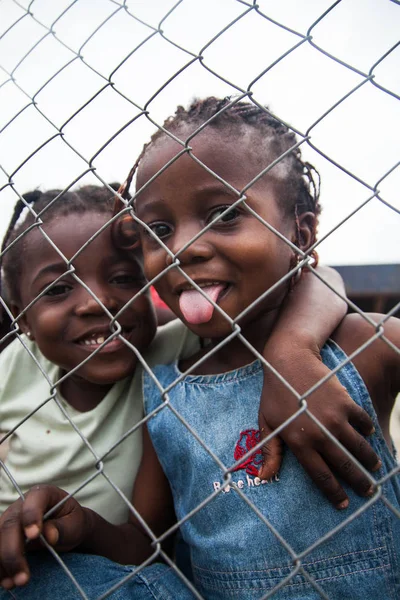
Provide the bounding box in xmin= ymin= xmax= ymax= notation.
xmin=267 ymin=265 xmax=347 ymax=353
xmin=257 ymin=271 xmax=383 ymax=508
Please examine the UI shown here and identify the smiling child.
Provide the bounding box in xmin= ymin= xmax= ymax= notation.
xmin=133 ymin=98 xmax=400 ymax=599
xmin=0 ymin=186 xmax=199 ymax=522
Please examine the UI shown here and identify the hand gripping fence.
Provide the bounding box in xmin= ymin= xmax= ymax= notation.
xmin=0 ymin=1 xmax=399 ymax=599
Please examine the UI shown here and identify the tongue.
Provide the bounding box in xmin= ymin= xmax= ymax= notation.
xmin=179 ymin=284 xmax=225 ymax=325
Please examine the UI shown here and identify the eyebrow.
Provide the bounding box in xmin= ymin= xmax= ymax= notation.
xmin=32 ymin=254 xmax=141 ymax=287
xmin=137 ymin=185 xmax=239 ymax=216
xmin=135 ymin=198 xmax=165 ymax=216
xmin=31 ymin=263 xmax=71 ymax=286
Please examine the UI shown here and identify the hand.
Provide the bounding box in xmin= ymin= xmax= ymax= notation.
xmin=258 ymin=345 xmax=381 ymax=509
xmin=0 ymin=485 xmax=90 ymax=589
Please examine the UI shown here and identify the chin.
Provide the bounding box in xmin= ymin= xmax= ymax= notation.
xmin=81 ymin=362 xmax=138 ymax=386
xmin=183 ymin=317 xmax=235 ymax=340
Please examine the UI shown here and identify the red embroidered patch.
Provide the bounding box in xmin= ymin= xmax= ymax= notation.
xmin=232 ymin=429 xmax=263 ymax=476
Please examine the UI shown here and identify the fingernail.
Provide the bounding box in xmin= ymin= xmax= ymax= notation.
xmin=372 ymin=460 xmax=382 ymax=472
xmin=368 ymin=427 xmax=376 ymax=435
xmin=24 ymin=524 xmax=40 ymax=539
xmin=14 ymin=572 xmax=28 ymax=586
xmin=337 ymin=499 xmax=349 ymax=510
xmin=365 ymin=485 xmax=375 ymax=497
xmin=46 ymin=525 xmax=59 ymax=546
xmin=257 ymin=471 xmax=267 ymax=482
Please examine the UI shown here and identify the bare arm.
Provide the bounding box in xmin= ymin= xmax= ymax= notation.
xmin=333 ymin=313 xmax=400 ymax=445
xmin=80 ymin=426 xmax=176 ymax=563
xmin=271 ymin=266 xmax=347 ymax=350
xmin=258 ymin=266 xmax=380 ymax=509
xmin=0 ymin=427 xmax=175 ymax=589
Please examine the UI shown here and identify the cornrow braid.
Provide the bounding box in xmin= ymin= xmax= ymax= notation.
xmin=1 ymin=190 xmax=41 ymax=258
xmin=119 ymin=97 xmax=321 ymax=239
xmin=1 ymin=184 xmax=119 ymax=304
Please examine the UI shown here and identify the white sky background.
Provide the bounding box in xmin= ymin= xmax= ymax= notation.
xmin=0 ymin=0 xmax=399 ymax=266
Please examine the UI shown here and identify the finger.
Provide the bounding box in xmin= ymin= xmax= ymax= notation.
xmin=42 ymin=521 xmax=60 ymax=546
xmin=322 ymin=442 xmax=376 ymax=498
xmin=337 ymin=427 xmax=381 ymax=473
xmin=294 ymin=452 xmax=350 ymax=509
xmin=348 ymin=403 xmax=375 ymax=436
xmin=21 ymin=485 xmax=67 ymax=539
xmin=0 ymin=506 xmax=31 ymax=587
xmin=0 ymin=572 xmax=29 ymax=590
xmin=257 ymin=414 xmax=283 ymax=481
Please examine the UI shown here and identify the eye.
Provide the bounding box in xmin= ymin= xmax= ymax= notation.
xmin=44 ymin=283 xmax=71 ymax=297
xmin=208 ymin=205 xmax=240 ymax=225
xmin=111 ymin=273 xmax=146 ymax=288
xmin=145 ymin=222 xmax=172 ymax=240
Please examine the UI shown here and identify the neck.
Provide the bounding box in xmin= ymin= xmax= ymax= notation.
xmin=60 ymin=374 xmax=114 ymax=412
xmin=191 ymin=307 xmax=281 ymax=374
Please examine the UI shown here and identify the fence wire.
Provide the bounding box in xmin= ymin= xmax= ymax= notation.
xmin=0 ymin=0 xmax=399 ymax=599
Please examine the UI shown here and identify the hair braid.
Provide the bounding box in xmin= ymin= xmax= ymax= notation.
xmin=1 ymin=184 xmax=119 ymax=304
xmin=1 ymin=190 xmax=41 ymax=258
xmin=121 ymin=97 xmax=321 ymax=230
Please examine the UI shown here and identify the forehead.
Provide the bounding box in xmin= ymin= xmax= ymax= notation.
xmin=20 ymin=211 xmax=142 ymax=280
xmin=25 ymin=212 xmax=111 ymax=259
xmin=136 ymin=129 xmax=277 ymax=198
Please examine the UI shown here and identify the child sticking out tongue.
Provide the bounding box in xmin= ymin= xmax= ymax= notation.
xmin=179 ymin=284 xmax=225 ymax=325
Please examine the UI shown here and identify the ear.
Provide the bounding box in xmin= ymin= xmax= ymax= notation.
xmin=112 ymin=215 xmax=141 ymax=251
xmin=294 ymin=211 xmax=317 ymax=252
xmin=10 ymin=303 xmax=35 ymax=340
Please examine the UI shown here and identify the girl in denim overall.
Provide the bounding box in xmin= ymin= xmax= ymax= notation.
xmin=135 ymin=97 xmax=399 ymax=599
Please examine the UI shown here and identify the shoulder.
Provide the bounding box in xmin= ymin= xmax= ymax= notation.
xmin=332 ymin=313 xmax=400 ymax=426
xmin=0 ymin=335 xmax=27 ymax=360
xmin=332 ymin=313 xmax=399 ymax=369
xmin=0 ymin=337 xmax=58 ymax=413
xmin=144 ymin=320 xmax=200 ymax=366
xmin=0 ymin=337 xmax=60 ymax=395
xmin=0 ymin=336 xmax=46 ymax=372
xmin=142 ymin=361 xmax=180 ymax=416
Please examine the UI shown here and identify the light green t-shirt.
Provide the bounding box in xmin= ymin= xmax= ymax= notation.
xmin=0 ymin=320 xmax=199 ymax=524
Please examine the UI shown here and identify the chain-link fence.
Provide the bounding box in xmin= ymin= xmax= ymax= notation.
xmin=0 ymin=1 xmax=399 ymax=599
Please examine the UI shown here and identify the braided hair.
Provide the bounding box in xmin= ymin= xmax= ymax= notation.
xmin=119 ymin=97 xmax=321 ymax=235
xmin=1 ymin=184 xmax=119 ymax=304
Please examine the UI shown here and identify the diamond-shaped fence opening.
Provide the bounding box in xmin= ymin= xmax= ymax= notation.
xmin=0 ymin=1 xmax=399 ymax=599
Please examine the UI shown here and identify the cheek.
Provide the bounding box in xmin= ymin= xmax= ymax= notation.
xmin=136 ymin=296 xmax=157 ymax=332
xmin=28 ymin=306 xmax=59 ymax=336
xmin=130 ymin=289 xmax=157 ymax=327
xmin=143 ymin=250 xmax=165 ymax=283
xmin=243 ymin=235 xmax=293 ymax=286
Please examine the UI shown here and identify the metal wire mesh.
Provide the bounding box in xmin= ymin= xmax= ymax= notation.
xmin=0 ymin=0 xmax=399 ymax=598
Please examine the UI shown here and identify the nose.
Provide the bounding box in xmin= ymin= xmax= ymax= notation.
xmin=167 ymin=226 xmax=215 ymax=266
xmin=75 ymin=285 xmax=119 ymax=317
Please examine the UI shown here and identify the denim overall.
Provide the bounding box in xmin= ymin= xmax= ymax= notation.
xmin=3 ymin=341 xmax=398 ymax=600
xmin=142 ymin=340 xmax=400 ymax=599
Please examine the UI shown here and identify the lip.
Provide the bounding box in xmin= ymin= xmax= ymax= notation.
xmin=73 ymin=327 xmax=134 ymax=354
xmin=174 ymin=279 xmax=230 ymax=296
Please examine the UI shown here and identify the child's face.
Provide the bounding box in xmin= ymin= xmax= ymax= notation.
xmin=14 ymin=211 xmax=156 ymax=385
xmin=135 ymin=131 xmax=312 ymax=340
